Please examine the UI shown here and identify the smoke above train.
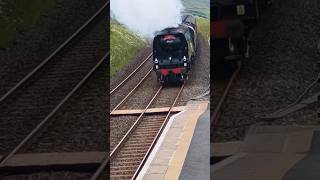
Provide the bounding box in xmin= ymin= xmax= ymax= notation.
xmin=111 ymin=0 xmax=184 ymax=38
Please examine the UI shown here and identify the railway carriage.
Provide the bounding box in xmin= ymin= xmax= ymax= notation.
xmin=152 ymin=15 xmax=197 ymax=84
xmin=211 ymin=0 xmax=272 ymax=68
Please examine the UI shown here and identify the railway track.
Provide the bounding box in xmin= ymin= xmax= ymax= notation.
xmin=92 ymin=82 xmax=184 ymax=180
xmin=212 ymin=62 xmax=241 ymax=133
xmin=110 ymin=53 xmax=153 ymax=95
xmin=109 ymin=52 xmax=156 ymax=112
xmin=0 ymin=1 xmax=109 ymax=175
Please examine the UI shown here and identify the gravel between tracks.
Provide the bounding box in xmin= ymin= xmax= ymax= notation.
xmin=110 ymin=115 xmax=137 ymax=151
xmin=26 ymin=64 xmax=107 ymax=153
xmin=0 ymin=1 xmax=108 ymax=180
xmin=0 ymin=14 xmax=108 ymax=153
xmin=213 ymin=0 xmax=320 ymax=142
xmin=110 ymin=48 xmax=155 ymax=110
xmin=177 ymin=34 xmax=210 ymax=105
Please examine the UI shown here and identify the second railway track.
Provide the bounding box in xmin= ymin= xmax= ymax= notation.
xmin=212 ymin=62 xmax=241 ymax=133
xmin=0 ymin=2 xmax=109 ymax=176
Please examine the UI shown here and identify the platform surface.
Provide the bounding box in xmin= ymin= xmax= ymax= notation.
xmin=211 ymin=125 xmax=320 ymax=180
xmin=137 ymin=101 xmax=209 ymax=180
xmin=179 ymin=108 xmax=210 ymax=180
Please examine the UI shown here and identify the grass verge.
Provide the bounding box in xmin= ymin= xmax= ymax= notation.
xmin=196 ymin=16 xmax=210 ymax=44
xmin=182 ymin=0 xmax=209 ymax=18
xmin=110 ymin=20 xmax=147 ymax=77
xmin=0 ymin=0 xmax=55 ymax=47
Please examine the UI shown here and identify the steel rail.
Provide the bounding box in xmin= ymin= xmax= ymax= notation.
xmin=110 ymin=53 xmax=152 ymax=95
xmin=132 ymin=83 xmax=185 ymax=179
xmin=110 ymin=68 xmax=153 ymax=114
xmin=0 ymin=1 xmax=109 ymax=104
xmin=90 ymin=85 xmax=163 ymax=180
xmin=110 ymin=86 xmax=162 ymax=159
xmin=0 ymin=52 xmax=109 ymax=167
xmin=211 ymin=62 xmax=241 ymax=132
xmin=89 ymin=152 xmax=109 ymax=180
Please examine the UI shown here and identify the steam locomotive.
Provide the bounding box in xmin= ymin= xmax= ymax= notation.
xmin=211 ymin=0 xmax=272 ymax=68
xmin=152 ymin=15 xmax=197 ymax=84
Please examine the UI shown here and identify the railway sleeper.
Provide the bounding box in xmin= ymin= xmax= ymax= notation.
xmin=133 ymin=130 xmax=160 ymax=135
xmin=110 ymin=175 xmax=134 ymax=179
xmin=111 ymin=161 xmax=140 ymax=167
xmin=121 ymin=145 xmax=150 ymax=151
xmin=110 ymin=169 xmax=137 ymax=176
xmin=117 ymin=149 xmax=146 ymax=154
xmin=117 ymin=151 xmax=146 ymax=157
xmin=112 ymin=157 xmax=143 ymax=163
xmin=110 ymin=166 xmax=138 ymax=172
xmin=125 ymin=140 xmax=153 ymax=146
xmin=114 ymin=152 xmax=148 ymax=159
xmin=132 ymin=129 xmax=160 ymax=134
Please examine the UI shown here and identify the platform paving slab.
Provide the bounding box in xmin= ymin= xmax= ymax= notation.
xmin=284 ymin=130 xmax=320 ymax=180
xmin=138 ymin=101 xmax=208 ymax=180
xmin=211 ymin=125 xmax=320 ymax=180
xmin=211 ymin=141 xmax=242 ymax=157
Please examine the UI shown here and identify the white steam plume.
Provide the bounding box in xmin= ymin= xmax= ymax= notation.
xmin=111 ymin=0 xmax=184 ymax=39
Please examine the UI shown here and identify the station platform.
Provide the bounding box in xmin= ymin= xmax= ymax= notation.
xmin=136 ymin=100 xmax=209 ymax=180
xmin=211 ymin=125 xmax=320 ymax=180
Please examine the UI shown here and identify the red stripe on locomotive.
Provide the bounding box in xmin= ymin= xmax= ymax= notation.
xmin=160 ymin=68 xmax=183 ymax=75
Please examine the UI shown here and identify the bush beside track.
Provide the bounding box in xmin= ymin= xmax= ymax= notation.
xmin=0 ymin=0 xmax=55 ymax=47
xmin=196 ymin=16 xmax=210 ymax=44
xmin=110 ymin=20 xmax=146 ymax=77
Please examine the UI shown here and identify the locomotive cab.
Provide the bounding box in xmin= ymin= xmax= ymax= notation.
xmin=153 ymin=25 xmax=196 ymax=84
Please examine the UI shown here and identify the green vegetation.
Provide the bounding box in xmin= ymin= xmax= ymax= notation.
xmin=182 ymin=0 xmax=210 ymax=44
xmin=110 ymin=20 xmax=147 ymax=77
xmin=0 ymin=0 xmax=54 ymax=47
xmin=196 ymin=16 xmax=210 ymax=44
xmin=182 ymin=0 xmax=209 ymax=18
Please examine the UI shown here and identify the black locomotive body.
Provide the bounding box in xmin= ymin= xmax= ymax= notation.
xmin=211 ymin=0 xmax=271 ymax=67
xmin=153 ymin=15 xmax=197 ymax=84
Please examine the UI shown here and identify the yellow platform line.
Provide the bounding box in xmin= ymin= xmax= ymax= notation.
xmin=164 ymin=101 xmax=208 ymax=179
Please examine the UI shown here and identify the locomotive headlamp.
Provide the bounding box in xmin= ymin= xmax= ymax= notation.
xmin=155 ymin=65 xmax=159 ymax=69
xmin=169 ymin=57 xmax=172 ymax=60
xmin=184 ymin=63 xmax=187 ymax=67
xmin=183 ymin=56 xmax=187 ymax=61
xmin=155 ymin=58 xmax=158 ymax=63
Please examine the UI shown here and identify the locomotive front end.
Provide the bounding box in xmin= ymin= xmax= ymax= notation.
xmin=153 ymin=33 xmax=191 ymax=84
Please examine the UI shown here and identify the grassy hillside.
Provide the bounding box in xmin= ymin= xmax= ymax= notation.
xmin=196 ymin=16 xmax=210 ymax=43
xmin=110 ymin=20 xmax=147 ymax=77
xmin=0 ymin=0 xmax=54 ymax=47
xmin=182 ymin=0 xmax=209 ymax=18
